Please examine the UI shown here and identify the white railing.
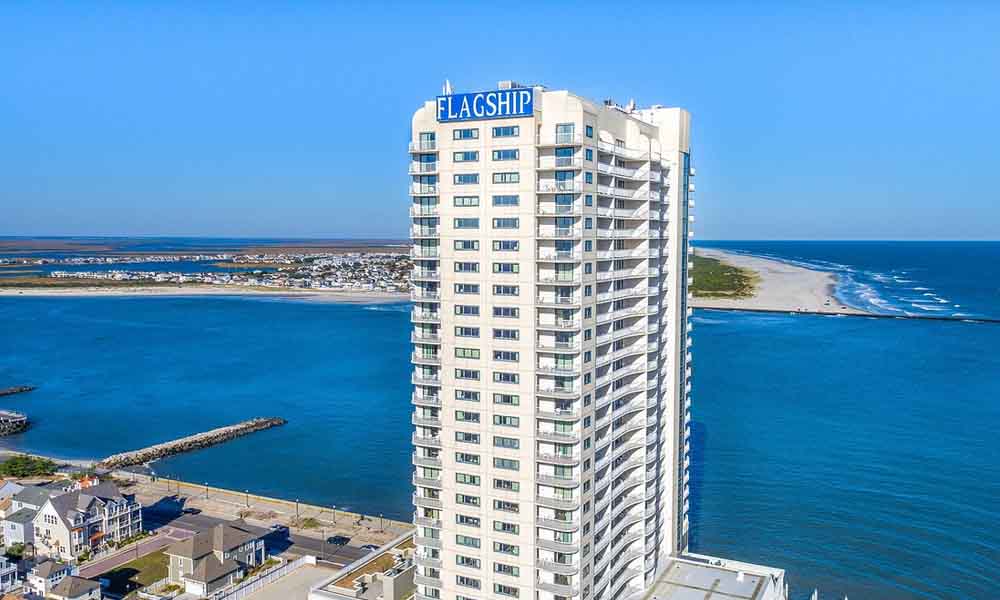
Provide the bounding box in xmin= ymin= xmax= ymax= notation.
xmin=207 ymin=557 xmax=313 ymax=600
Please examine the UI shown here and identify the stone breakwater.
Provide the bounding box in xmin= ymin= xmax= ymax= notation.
xmin=97 ymin=417 xmax=287 ymax=469
xmin=0 ymin=386 xmax=36 ymax=397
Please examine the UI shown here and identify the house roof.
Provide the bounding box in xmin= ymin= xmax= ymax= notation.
xmin=5 ymin=507 xmax=36 ymax=524
xmin=186 ymin=554 xmax=241 ymax=584
xmin=0 ymin=482 xmax=24 ymax=500
xmin=46 ymin=481 xmax=130 ymax=528
xmin=32 ymin=560 xmax=70 ymax=578
xmin=50 ymin=576 xmax=99 ymax=599
xmin=165 ymin=521 xmax=258 ymax=560
xmin=12 ymin=486 xmax=55 ymax=508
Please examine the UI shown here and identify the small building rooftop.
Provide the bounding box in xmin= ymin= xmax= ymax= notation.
xmin=645 ymin=554 xmax=787 ymax=600
xmin=310 ymin=533 xmax=415 ymax=600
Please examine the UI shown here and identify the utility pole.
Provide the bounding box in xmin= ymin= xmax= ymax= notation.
xmin=245 ymin=490 xmax=250 ymax=508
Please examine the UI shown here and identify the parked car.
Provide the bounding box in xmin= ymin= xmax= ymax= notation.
xmin=361 ymin=544 xmax=380 ymax=552
xmin=327 ymin=535 xmax=351 ymax=546
xmin=182 ymin=507 xmax=201 ymax=515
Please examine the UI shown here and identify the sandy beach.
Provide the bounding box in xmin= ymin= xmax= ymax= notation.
xmin=0 ymin=284 xmax=409 ymax=304
xmin=691 ymin=248 xmax=867 ymax=315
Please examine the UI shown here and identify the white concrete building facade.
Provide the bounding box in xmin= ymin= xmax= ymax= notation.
xmin=409 ymin=82 xmax=706 ymax=600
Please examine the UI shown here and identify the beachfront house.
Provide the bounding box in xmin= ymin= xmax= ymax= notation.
xmin=26 ymin=560 xmax=75 ymax=597
xmin=3 ymin=485 xmax=60 ymax=548
xmin=4 ymin=507 xmax=37 ymax=546
xmin=0 ymin=556 xmax=18 ymax=592
xmin=31 ymin=482 xmax=142 ymax=562
xmin=0 ymin=482 xmax=25 ymax=517
xmin=47 ymin=576 xmax=100 ymax=600
xmin=164 ymin=521 xmax=266 ymax=596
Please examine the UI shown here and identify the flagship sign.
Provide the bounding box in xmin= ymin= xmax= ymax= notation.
xmin=436 ymin=88 xmax=534 ymax=122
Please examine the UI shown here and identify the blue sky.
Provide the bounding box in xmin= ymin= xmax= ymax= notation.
xmin=2 ymin=1 xmax=998 ymax=240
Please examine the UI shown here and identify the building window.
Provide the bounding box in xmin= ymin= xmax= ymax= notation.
xmin=556 ymin=123 xmax=575 ymax=144
xmin=454 ymin=262 xmax=479 ymax=273
xmin=585 ymin=148 xmax=593 ymax=161
xmin=585 ymin=125 xmax=593 ymax=138
xmin=492 ymin=149 xmax=519 ymax=161
xmin=493 ymin=415 xmax=520 ymax=428
xmin=456 ymin=473 xmax=480 ymax=486
xmin=585 ymin=194 xmax=593 ymax=206
xmin=493 ymin=456 xmax=519 ymax=469
xmin=454 ymin=240 xmax=479 ymax=251
xmin=493 ymin=240 xmax=519 ymax=251
xmin=456 ymin=534 xmax=481 ymax=548
xmin=492 ymin=218 xmax=519 ymax=229
xmin=456 ymin=494 xmax=480 ymax=506
xmin=493 ymin=372 xmax=518 ymax=384
xmin=493 ymin=478 xmax=519 ymax=492
xmin=492 ymin=262 xmax=519 ymax=274
xmin=456 ymin=575 xmax=481 ymax=590
xmin=494 ymin=563 xmax=519 ymax=577
xmin=453 ymin=151 xmax=479 ymax=162
xmin=492 ymin=172 xmax=519 ymax=184
xmin=455 ymin=368 xmax=480 ymax=381
xmin=493 ymin=499 xmax=519 ymax=513
xmin=493 ymin=328 xmax=519 ymax=340
xmin=493 ymin=306 xmax=519 ymax=318
xmin=493 ymin=393 xmax=519 ymax=405
xmin=455 ymin=410 xmax=480 ymax=422
xmin=492 ymin=542 xmax=519 ymax=556
xmin=585 ymin=217 xmax=593 ymax=230
xmin=493 ymin=350 xmax=519 ymax=362
xmin=455 ymin=283 xmax=480 ymax=294
xmin=454 ymin=196 xmax=479 ymax=207
xmin=455 ymin=432 xmax=480 ymax=444
xmin=454 ymin=128 xmax=479 ymax=140
xmin=457 ymin=555 xmax=481 ymax=569
xmin=492 ymin=195 xmax=519 ymax=207
xmin=454 ymin=174 xmax=479 ymax=185
xmin=493 ymin=436 xmax=519 ymax=450
xmin=454 ymin=218 xmax=479 ymax=229
xmin=455 ymin=348 xmax=480 ymax=359
xmin=455 ymin=326 xmax=479 ymax=338
xmin=454 ymin=304 xmax=480 ymax=316
xmin=493 ymin=285 xmax=519 ymax=296
xmin=494 ymin=584 xmax=519 ymax=598
xmin=493 ymin=521 xmax=519 ymax=535
xmin=492 ymin=126 xmax=519 ymax=138
xmin=456 ymin=452 xmax=480 ymax=465
xmin=456 ymin=390 xmax=480 ymax=402
xmin=585 ymin=172 xmax=593 ymax=184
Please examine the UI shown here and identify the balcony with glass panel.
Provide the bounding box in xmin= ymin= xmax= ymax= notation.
xmin=409 ymin=160 xmax=439 ymax=175
xmin=536 ymin=375 xmax=579 ymax=399
xmin=536 ymin=332 xmax=581 ymax=352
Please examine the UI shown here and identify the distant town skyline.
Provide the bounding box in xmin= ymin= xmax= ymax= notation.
xmin=2 ymin=2 xmax=998 ymax=240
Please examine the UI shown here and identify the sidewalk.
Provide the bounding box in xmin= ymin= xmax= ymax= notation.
xmin=119 ymin=474 xmax=411 ymax=548
xmin=78 ymin=525 xmax=192 ymax=578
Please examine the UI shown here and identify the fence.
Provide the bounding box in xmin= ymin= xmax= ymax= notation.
xmin=207 ymin=556 xmax=316 ymax=600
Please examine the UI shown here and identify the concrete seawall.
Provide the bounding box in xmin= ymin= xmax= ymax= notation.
xmin=98 ymin=417 xmax=287 ymax=468
xmin=0 ymin=386 xmax=36 ymax=397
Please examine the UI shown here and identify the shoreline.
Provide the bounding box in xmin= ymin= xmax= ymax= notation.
xmin=0 ymin=284 xmax=409 ymax=304
xmin=691 ymin=248 xmax=869 ymax=315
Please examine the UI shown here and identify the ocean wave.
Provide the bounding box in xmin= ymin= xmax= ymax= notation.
xmin=363 ymin=305 xmax=411 ymax=313
xmin=910 ymin=303 xmax=948 ymax=312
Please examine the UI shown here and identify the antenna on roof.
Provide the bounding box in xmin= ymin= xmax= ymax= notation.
xmin=626 ymin=98 xmax=636 ymax=112
xmin=443 ymin=79 xmax=453 ymax=95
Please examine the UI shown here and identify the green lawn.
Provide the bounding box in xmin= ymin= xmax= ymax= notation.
xmin=96 ymin=550 xmax=169 ymax=596
xmin=690 ymin=253 xmax=758 ymax=298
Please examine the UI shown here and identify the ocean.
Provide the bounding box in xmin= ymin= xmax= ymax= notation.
xmin=0 ymin=241 xmax=998 ymax=599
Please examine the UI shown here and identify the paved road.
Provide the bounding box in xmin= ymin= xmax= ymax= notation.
xmin=79 ymin=525 xmax=193 ymax=578
xmin=143 ymin=507 xmax=368 ymax=566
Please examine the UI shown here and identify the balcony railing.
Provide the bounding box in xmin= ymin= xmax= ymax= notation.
xmin=410 ymin=227 xmax=439 ymax=238
xmin=409 ymin=184 xmax=439 ymax=195
xmin=409 ymin=206 xmax=439 ymax=217
xmin=410 ymin=270 xmax=440 ymax=281
xmin=537 ymin=204 xmax=580 ymax=216
xmin=537 ymin=156 xmax=584 ymax=169
xmin=537 ymin=228 xmax=581 ymax=238
xmin=537 ymin=181 xmax=578 ymax=193
xmin=409 ymin=140 xmax=437 ymax=152
xmin=408 ymin=162 xmax=438 ymax=174
xmin=537 ymin=133 xmax=584 ymax=146
xmin=537 ymin=250 xmax=581 ymax=261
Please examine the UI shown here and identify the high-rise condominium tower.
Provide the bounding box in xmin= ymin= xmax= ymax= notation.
xmin=408 ymin=82 xmax=786 ymax=600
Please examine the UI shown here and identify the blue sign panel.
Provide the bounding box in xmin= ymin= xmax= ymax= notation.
xmin=436 ymin=89 xmax=534 ymax=123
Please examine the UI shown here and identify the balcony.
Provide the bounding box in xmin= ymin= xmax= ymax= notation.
xmin=412 ymin=433 xmax=442 ymax=448
xmin=413 ymin=493 xmax=443 ymax=509
xmin=409 ymin=162 xmax=439 ymax=174
xmin=410 ymin=332 xmax=440 ymax=344
xmin=536 ymin=385 xmax=579 ymax=399
xmin=411 ymin=290 xmax=440 ymax=302
xmin=536 ymin=430 xmax=581 ymax=444
xmin=536 ymin=580 xmax=580 ymax=597
xmin=536 ymin=296 xmax=580 ymax=308
xmin=537 ymin=228 xmax=581 ymax=239
xmin=537 ymin=274 xmax=582 ymax=285
xmin=409 ymin=140 xmax=438 ymax=152
xmin=412 ymin=353 xmax=441 ymax=366
xmin=536 ymin=363 xmax=580 ymax=376
xmin=411 ymin=310 xmax=441 ymax=324
xmin=537 ymin=181 xmax=578 ymax=193
xmin=409 ymin=247 xmax=440 ymax=259
xmin=537 ymin=156 xmax=584 ymax=170
xmin=537 ymin=559 xmax=580 ymax=576
xmin=537 ymin=204 xmax=582 ymax=216
xmin=537 ymin=249 xmax=582 ymax=262
xmin=410 ymin=270 xmax=440 ymax=281
xmin=409 ymin=206 xmax=439 ymax=217
xmin=413 ymin=536 xmax=443 ymax=550
xmin=537 ymin=133 xmax=584 ymax=146
xmin=411 ymin=413 xmax=441 ymax=427
xmin=409 ymin=183 xmax=439 ymax=196
xmin=536 ymin=339 xmax=581 ymax=353
xmin=412 ymin=453 xmax=442 ymax=469
xmin=411 ymin=373 xmax=441 ymax=386
xmin=410 ymin=227 xmax=439 ymax=239
xmin=536 ymin=452 xmax=580 ymax=466
xmin=412 ymin=474 xmax=443 ymax=489
xmin=536 ymin=473 xmax=581 ymax=488
xmin=536 ymin=319 xmax=580 ymax=331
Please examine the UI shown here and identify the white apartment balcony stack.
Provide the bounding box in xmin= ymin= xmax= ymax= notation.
xmin=408 ymin=82 xmax=787 ymax=600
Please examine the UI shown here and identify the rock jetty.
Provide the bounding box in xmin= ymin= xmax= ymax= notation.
xmin=0 ymin=386 xmax=36 ymax=397
xmin=97 ymin=417 xmax=287 ymax=469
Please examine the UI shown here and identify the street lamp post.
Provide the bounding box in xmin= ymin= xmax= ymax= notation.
xmin=379 ymin=513 xmax=384 ymax=532
xmin=245 ymin=490 xmax=250 ymax=508
xmin=332 ymin=505 xmax=337 ymax=524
